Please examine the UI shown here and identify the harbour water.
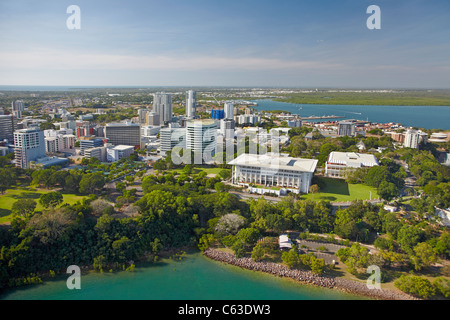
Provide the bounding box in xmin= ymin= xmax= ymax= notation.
xmin=252 ymin=99 xmax=450 ymax=130
xmin=0 ymin=252 xmax=362 ymax=300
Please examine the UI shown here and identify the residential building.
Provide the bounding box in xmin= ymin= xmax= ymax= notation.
xmin=153 ymin=92 xmax=173 ymax=124
xmin=403 ymin=129 xmax=420 ymax=149
xmin=325 ymin=151 xmax=379 ymax=178
xmin=186 ymin=90 xmax=197 ymax=119
xmin=224 ymin=102 xmax=234 ymax=120
xmin=11 ymin=100 xmax=24 ymax=119
xmin=147 ymin=112 xmax=160 ymax=126
xmin=186 ymin=119 xmax=218 ymax=162
xmin=338 ymin=121 xmax=356 ymax=136
xmin=0 ymin=115 xmax=16 ymax=143
xmin=228 ymin=153 xmax=318 ymax=194
xmin=14 ymin=128 xmax=46 ymax=169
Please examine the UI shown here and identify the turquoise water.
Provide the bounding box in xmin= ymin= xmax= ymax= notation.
xmin=0 ymin=253 xmax=362 ymax=300
xmin=253 ymin=99 xmax=450 ymax=130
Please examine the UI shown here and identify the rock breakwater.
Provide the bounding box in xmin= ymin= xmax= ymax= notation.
xmin=203 ymin=248 xmax=417 ymax=300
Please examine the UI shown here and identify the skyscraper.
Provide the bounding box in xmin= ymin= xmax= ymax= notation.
xmin=338 ymin=121 xmax=356 ymax=137
xmin=224 ymin=102 xmax=234 ymax=120
xmin=186 ymin=119 xmax=217 ymax=163
xmin=186 ymin=90 xmax=197 ymax=119
xmin=153 ymin=92 xmax=173 ymax=124
xmin=11 ymin=100 xmax=24 ymax=119
xmin=14 ymin=128 xmax=46 ymax=168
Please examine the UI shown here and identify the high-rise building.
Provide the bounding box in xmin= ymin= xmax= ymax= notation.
xmin=138 ymin=109 xmax=149 ymax=125
xmin=211 ymin=109 xmax=224 ymax=120
xmin=224 ymin=102 xmax=234 ymax=120
xmin=105 ymin=122 xmax=141 ymax=148
xmin=14 ymin=128 xmax=46 ymax=168
xmin=160 ymin=126 xmax=186 ymax=156
xmin=146 ymin=112 xmax=160 ymax=126
xmin=404 ymin=129 xmax=420 ymax=149
xmin=186 ymin=119 xmax=217 ymax=162
xmin=0 ymin=115 xmax=16 ymax=143
xmin=153 ymin=92 xmax=173 ymax=124
xmin=11 ymin=100 xmax=24 ymax=119
xmin=338 ymin=121 xmax=356 ymax=137
xmin=186 ymin=90 xmax=197 ymax=119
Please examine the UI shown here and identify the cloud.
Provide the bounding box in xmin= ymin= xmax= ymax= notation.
xmin=0 ymin=48 xmax=345 ymax=72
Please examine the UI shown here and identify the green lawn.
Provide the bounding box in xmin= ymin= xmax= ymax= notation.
xmin=300 ymin=177 xmax=379 ymax=202
xmin=0 ymin=187 xmax=86 ymax=224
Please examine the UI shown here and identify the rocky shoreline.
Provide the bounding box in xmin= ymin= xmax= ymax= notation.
xmin=203 ymin=248 xmax=418 ymax=300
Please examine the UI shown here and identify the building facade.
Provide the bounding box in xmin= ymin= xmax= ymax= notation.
xmin=186 ymin=90 xmax=197 ymax=119
xmin=228 ymin=153 xmax=318 ymax=194
xmin=14 ymin=128 xmax=46 ymax=169
xmin=186 ymin=119 xmax=217 ymax=162
xmin=105 ymin=122 xmax=141 ymax=148
xmin=325 ymin=151 xmax=379 ymax=178
xmin=153 ymin=92 xmax=173 ymax=124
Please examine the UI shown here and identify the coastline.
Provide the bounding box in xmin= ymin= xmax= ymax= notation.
xmin=202 ymin=248 xmax=418 ymax=300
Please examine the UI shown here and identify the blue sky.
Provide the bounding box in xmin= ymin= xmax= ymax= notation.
xmin=1 ymin=0 xmax=449 ymax=88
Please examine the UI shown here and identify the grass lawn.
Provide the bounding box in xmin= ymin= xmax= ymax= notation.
xmin=0 ymin=187 xmax=86 ymax=224
xmin=300 ymin=177 xmax=379 ymax=202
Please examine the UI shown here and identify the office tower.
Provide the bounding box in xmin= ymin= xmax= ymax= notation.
xmin=105 ymin=122 xmax=141 ymax=148
xmin=11 ymin=100 xmax=24 ymax=119
xmin=404 ymin=129 xmax=420 ymax=149
xmin=0 ymin=115 xmax=16 ymax=143
xmin=186 ymin=90 xmax=197 ymax=119
xmin=224 ymin=102 xmax=234 ymax=120
xmin=186 ymin=119 xmax=217 ymax=162
xmin=160 ymin=126 xmax=186 ymax=156
xmin=338 ymin=121 xmax=356 ymax=137
xmin=14 ymin=128 xmax=46 ymax=168
xmin=211 ymin=109 xmax=225 ymax=120
xmin=147 ymin=112 xmax=160 ymax=126
xmin=153 ymin=92 xmax=173 ymax=124
xmin=79 ymin=136 xmax=104 ymax=155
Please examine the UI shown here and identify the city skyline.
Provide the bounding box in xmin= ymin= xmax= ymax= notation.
xmin=1 ymin=0 xmax=450 ymax=88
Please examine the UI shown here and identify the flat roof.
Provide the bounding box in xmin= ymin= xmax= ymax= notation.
xmin=228 ymin=153 xmax=318 ymax=173
xmin=327 ymin=151 xmax=379 ymax=167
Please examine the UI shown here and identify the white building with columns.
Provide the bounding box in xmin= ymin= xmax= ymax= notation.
xmin=228 ymin=153 xmax=318 ymax=194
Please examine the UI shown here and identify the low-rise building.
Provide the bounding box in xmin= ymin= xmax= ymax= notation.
xmin=228 ymin=153 xmax=318 ymax=194
xmin=325 ymin=151 xmax=379 ymax=178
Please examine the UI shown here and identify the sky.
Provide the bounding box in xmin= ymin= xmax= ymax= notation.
xmin=0 ymin=0 xmax=450 ymax=88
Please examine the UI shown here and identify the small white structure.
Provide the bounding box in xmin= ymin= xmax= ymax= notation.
xmin=279 ymin=234 xmax=293 ymax=250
